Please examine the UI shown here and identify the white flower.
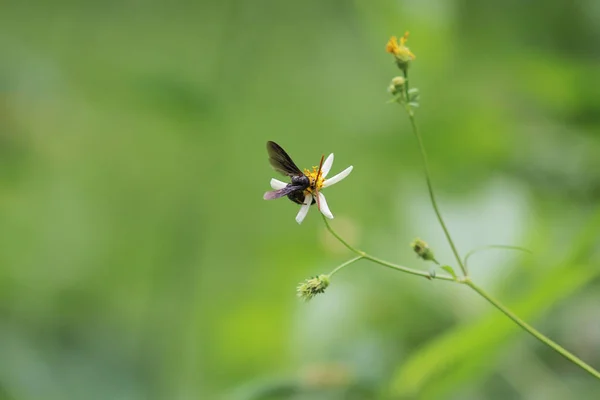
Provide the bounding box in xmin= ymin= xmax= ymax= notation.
xmin=269 ymin=153 xmax=353 ymax=224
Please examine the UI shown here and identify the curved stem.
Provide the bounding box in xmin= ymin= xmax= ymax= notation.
xmin=464 ymin=279 xmax=600 ymax=380
xmin=402 ymin=70 xmax=467 ymax=276
xmin=329 ymin=256 xmax=363 ymax=277
xmin=321 ymin=215 xmax=455 ymax=282
xmin=464 ymin=245 xmax=532 ymax=270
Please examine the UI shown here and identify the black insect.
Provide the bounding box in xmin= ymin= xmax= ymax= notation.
xmin=263 ymin=141 xmax=322 ymax=205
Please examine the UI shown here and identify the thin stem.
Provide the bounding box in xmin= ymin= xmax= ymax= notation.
xmin=329 ymin=256 xmax=363 ymax=277
xmin=403 ymin=69 xmax=410 ymax=100
xmin=362 ymin=253 xmax=452 ymax=281
xmin=464 ymin=245 xmax=532 ymax=270
xmin=322 ymin=214 xmax=358 ymax=255
xmin=321 ymin=215 xmax=455 ymax=282
xmin=464 ymin=279 xmax=600 ymax=380
xmin=402 ymin=69 xmax=467 ymax=276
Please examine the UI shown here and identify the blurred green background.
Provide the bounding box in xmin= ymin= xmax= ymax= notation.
xmin=1 ymin=0 xmax=600 ymax=399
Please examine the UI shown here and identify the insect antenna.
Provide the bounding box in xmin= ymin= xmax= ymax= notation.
xmin=314 ymin=155 xmax=325 ymax=210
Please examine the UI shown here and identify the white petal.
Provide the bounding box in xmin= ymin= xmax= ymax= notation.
xmin=321 ymin=153 xmax=334 ymax=177
xmin=322 ymin=166 xmax=353 ymax=188
xmin=317 ymin=192 xmax=333 ymax=219
xmin=295 ymin=194 xmax=312 ymax=224
xmin=270 ymin=178 xmax=287 ymax=190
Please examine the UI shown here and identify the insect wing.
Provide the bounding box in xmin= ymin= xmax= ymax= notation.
xmin=267 ymin=141 xmax=303 ymax=176
xmin=263 ymin=184 xmax=305 ymax=200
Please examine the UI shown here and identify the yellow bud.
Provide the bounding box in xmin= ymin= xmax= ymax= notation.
xmin=386 ymin=32 xmax=416 ymax=72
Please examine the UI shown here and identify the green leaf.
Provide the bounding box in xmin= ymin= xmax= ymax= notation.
xmin=441 ymin=265 xmax=457 ymax=279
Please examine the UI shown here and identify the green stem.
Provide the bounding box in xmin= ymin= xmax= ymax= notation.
xmin=329 ymin=256 xmax=363 ymax=277
xmin=321 ymin=215 xmax=454 ymax=282
xmin=402 ymin=69 xmax=467 ymax=276
xmin=464 ymin=279 xmax=600 ymax=380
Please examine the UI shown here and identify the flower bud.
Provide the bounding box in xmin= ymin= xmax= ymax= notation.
xmin=388 ymin=76 xmax=406 ymax=97
xmin=297 ymin=274 xmax=330 ymax=301
xmin=411 ymin=238 xmax=436 ymax=262
xmin=391 ymin=76 xmax=406 ymax=87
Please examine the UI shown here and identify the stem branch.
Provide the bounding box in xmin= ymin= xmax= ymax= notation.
xmin=320 ymin=216 xmax=600 ymax=378
xmin=322 ymin=215 xmax=454 ymax=282
xmin=329 ymin=256 xmax=363 ymax=277
xmin=465 ymin=279 xmax=600 ymax=379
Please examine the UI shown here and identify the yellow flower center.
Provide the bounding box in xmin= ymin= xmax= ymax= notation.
xmin=303 ymin=166 xmax=325 ymax=194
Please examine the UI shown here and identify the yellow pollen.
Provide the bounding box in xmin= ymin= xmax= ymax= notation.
xmin=399 ymin=31 xmax=410 ymax=46
xmin=303 ymin=166 xmax=325 ymax=193
xmin=385 ymin=36 xmax=399 ymax=54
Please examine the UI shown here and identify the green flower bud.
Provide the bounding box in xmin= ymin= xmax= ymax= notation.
xmin=411 ymin=238 xmax=436 ymax=262
xmin=297 ymin=274 xmax=330 ymax=301
xmin=391 ymin=76 xmax=406 ymax=87
xmin=388 ymin=76 xmax=406 ymax=97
